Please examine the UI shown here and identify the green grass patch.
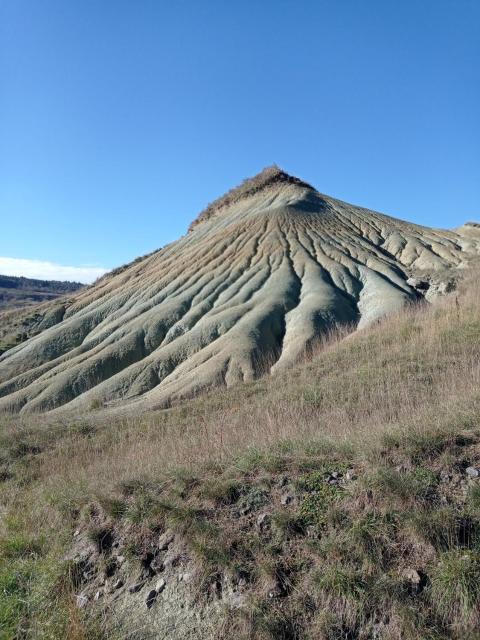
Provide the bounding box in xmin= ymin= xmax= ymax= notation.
xmin=430 ymin=550 xmax=480 ymax=626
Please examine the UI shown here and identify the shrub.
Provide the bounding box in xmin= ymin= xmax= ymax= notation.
xmin=430 ymin=550 xmax=480 ymax=627
xmin=315 ymin=565 xmax=367 ymax=601
xmin=367 ymin=466 xmax=438 ymax=503
xmin=199 ymin=477 xmax=243 ymax=505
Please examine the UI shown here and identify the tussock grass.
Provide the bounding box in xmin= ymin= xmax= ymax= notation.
xmin=1 ymin=272 xmax=480 ymax=637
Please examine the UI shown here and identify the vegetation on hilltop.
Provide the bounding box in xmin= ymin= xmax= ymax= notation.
xmin=189 ymin=165 xmax=315 ymax=231
xmin=1 ymin=272 xmax=480 ymax=638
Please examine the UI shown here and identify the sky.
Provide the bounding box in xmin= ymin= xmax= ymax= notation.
xmin=1 ymin=1 xmax=479 ymax=283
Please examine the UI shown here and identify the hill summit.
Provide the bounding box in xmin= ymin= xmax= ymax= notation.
xmin=0 ymin=167 xmax=479 ymax=413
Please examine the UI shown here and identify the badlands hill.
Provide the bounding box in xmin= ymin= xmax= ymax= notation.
xmin=0 ymin=166 xmax=479 ymax=414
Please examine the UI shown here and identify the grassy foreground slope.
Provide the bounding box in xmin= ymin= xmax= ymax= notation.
xmin=1 ymin=273 xmax=480 ymax=638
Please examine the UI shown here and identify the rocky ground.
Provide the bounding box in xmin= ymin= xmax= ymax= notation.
xmin=66 ymin=431 xmax=480 ymax=639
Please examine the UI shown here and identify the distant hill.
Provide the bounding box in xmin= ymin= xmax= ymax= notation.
xmin=0 ymin=274 xmax=83 ymax=311
xmin=0 ymin=275 xmax=84 ymax=355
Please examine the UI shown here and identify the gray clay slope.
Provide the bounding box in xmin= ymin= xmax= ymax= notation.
xmin=0 ymin=167 xmax=479 ymax=413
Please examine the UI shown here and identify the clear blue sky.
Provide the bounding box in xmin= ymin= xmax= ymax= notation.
xmin=1 ymin=1 xmax=479 ymax=281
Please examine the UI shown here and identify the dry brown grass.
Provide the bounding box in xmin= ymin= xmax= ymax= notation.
xmin=10 ymin=275 xmax=478 ymax=491
xmin=1 ymin=271 xmax=480 ymax=638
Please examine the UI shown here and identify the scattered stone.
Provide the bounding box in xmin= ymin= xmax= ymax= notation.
xmin=438 ymin=281 xmax=455 ymax=294
xmin=76 ymin=594 xmax=88 ymax=609
xmin=73 ymin=529 xmax=80 ymax=537
xmin=256 ymin=513 xmax=270 ymax=531
xmin=162 ymin=551 xmax=181 ymax=570
xmin=155 ymin=578 xmax=166 ymax=594
xmin=267 ymin=585 xmax=284 ymax=599
xmin=150 ymin=555 xmax=165 ymax=573
xmin=407 ymin=277 xmax=429 ymax=290
xmin=116 ymin=554 xmax=126 ymax=565
xmin=93 ymin=590 xmax=102 ymax=601
xmin=145 ymin=589 xmax=157 ymax=609
xmin=401 ymin=568 xmax=425 ymax=595
xmin=402 ymin=568 xmax=421 ymax=584
xmin=346 ymin=469 xmax=356 ymax=481
xmin=129 ymin=580 xmax=146 ymax=594
xmin=112 ymin=578 xmax=124 ymax=590
xmin=466 ymin=467 xmax=480 ymax=478
xmin=180 ymin=572 xmax=192 ymax=583
xmin=158 ymin=531 xmax=174 ymax=551
xmin=280 ymin=493 xmax=293 ymax=506
xmin=236 ymin=573 xmax=248 ymax=588
xmin=230 ymin=590 xmax=246 ymax=608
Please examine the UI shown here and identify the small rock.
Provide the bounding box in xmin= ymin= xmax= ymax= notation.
xmin=158 ymin=531 xmax=174 ymax=551
xmin=280 ymin=493 xmax=293 ymax=506
xmin=401 ymin=568 xmax=425 ymax=595
xmin=73 ymin=529 xmax=80 ymax=537
xmin=163 ymin=552 xmax=181 ymax=570
xmin=145 ymin=589 xmax=157 ymax=609
xmin=466 ymin=467 xmax=480 ymax=478
xmin=76 ymin=594 xmax=88 ymax=609
xmin=407 ymin=277 xmax=429 ymax=291
xmin=155 ymin=578 xmax=166 ymax=594
xmin=268 ymin=586 xmax=284 ymax=599
xmin=150 ymin=555 xmax=165 ymax=573
xmin=402 ymin=568 xmax=421 ymax=584
xmin=256 ymin=513 xmax=270 ymax=531
xmin=345 ymin=469 xmax=356 ymax=481
xmin=330 ymin=471 xmax=340 ymax=479
xmin=116 ymin=555 xmax=126 ymax=565
xmin=93 ymin=590 xmax=102 ymax=601
xmin=129 ymin=580 xmax=146 ymax=593
xmin=112 ymin=578 xmax=124 ymax=590
xmin=180 ymin=572 xmax=192 ymax=583
xmin=438 ymin=281 xmax=455 ymax=294
xmin=230 ymin=590 xmax=246 ymax=608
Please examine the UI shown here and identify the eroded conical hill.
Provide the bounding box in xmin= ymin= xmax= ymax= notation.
xmin=1 ymin=167 xmax=479 ymax=414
